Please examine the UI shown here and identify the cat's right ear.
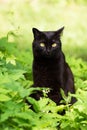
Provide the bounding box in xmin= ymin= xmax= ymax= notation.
xmin=32 ymin=28 xmax=41 ymax=39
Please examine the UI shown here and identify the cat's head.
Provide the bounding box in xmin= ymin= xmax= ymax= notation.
xmin=32 ymin=27 xmax=64 ymax=59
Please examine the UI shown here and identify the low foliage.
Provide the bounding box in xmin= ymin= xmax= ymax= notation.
xmin=0 ymin=36 xmax=87 ymax=130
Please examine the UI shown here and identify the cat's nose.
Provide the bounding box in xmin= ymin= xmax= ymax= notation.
xmin=47 ymin=49 xmax=50 ymax=54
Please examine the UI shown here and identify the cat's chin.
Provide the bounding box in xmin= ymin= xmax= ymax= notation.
xmin=43 ymin=53 xmax=60 ymax=59
xmin=41 ymin=53 xmax=54 ymax=59
xmin=42 ymin=55 xmax=57 ymax=59
xmin=44 ymin=54 xmax=51 ymax=58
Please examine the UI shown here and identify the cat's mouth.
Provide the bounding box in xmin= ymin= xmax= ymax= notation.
xmin=41 ymin=51 xmax=57 ymax=58
xmin=44 ymin=52 xmax=52 ymax=58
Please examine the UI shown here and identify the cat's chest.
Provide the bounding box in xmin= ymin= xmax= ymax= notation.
xmin=33 ymin=60 xmax=60 ymax=75
xmin=33 ymin=60 xmax=62 ymax=87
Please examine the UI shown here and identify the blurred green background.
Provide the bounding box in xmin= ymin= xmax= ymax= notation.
xmin=0 ymin=0 xmax=87 ymax=59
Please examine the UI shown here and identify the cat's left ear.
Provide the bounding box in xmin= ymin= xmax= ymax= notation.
xmin=55 ymin=27 xmax=64 ymax=38
xmin=32 ymin=28 xmax=41 ymax=39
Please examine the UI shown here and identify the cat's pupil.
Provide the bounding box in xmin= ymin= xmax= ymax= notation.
xmin=40 ymin=43 xmax=45 ymax=47
xmin=52 ymin=43 xmax=57 ymax=47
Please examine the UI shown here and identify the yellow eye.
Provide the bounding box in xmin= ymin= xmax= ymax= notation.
xmin=40 ymin=43 xmax=45 ymax=47
xmin=52 ymin=43 xmax=57 ymax=47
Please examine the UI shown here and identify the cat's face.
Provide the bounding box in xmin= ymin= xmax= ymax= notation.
xmin=32 ymin=27 xmax=64 ymax=59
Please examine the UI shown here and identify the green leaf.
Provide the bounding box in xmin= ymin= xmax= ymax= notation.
xmin=0 ymin=88 xmax=11 ymax=94
xmin=6 ymin=55 xmax=16 ymax=65
xmin=27 ymin=97 xmax=40 ymax=113
xmin=8 ymin=69 xmax=26 ymax=80
xmin=0 ymin=94 xmax=11 ymax=101
xmin=0 ymin=51 xmax=4 ymax=59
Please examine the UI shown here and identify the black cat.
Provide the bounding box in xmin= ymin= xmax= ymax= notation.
xmin=32 ymin=27 xmax=76 ymax=105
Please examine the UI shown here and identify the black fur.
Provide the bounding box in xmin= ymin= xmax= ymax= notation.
xmin=32 ymin=27 xmax=76 ymax=105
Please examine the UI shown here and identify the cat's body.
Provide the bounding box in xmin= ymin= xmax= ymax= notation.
xmin=32 ymin=27 xmax=76 ymax=105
